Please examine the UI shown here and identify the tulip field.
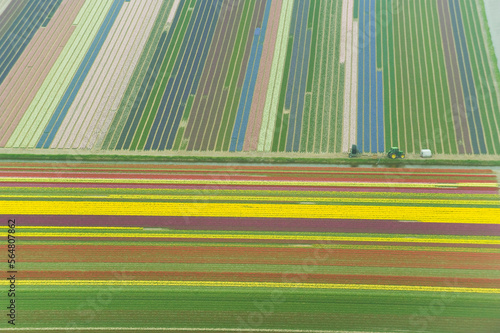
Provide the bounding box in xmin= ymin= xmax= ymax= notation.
xmin=0 ymin=0 xmax=500 ymax=155
xmin=0 ymin=162 xmax=499 ymax=331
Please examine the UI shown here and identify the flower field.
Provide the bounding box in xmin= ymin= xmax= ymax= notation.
xmin=0 ymin=0 xmax=499 ymax=155
xmin=0 ymin=162 xmax=499 ymax=331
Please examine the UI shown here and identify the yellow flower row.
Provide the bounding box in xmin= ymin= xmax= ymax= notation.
xmin=1 ymin=280 xmax=498 ymax=293
xmin=1 ymin=200 xmax=499 ymax=224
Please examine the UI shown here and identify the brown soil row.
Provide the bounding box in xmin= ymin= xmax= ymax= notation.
xmin=19 ymin=270 xmax=500 ymax=288
xmin=19 ymin=245 xmax=500 ymax=269
xmin=186 ymin=0 xmax=242 ymax=151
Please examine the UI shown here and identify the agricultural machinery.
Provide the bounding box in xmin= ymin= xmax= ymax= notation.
xmin=387 ymin=147 xmax=405 ymax=159
xmin=348 ymin=144 xmax=361 ymax=158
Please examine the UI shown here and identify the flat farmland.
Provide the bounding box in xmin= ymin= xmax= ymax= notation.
xmin=0 ymin=0 xmax=500 ymax=156
xmin=0 ymin=162 xmax=499 ymax=331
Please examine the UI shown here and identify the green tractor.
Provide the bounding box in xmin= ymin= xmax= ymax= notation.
xmin=387 ymin=147 xmax=405 ymax=159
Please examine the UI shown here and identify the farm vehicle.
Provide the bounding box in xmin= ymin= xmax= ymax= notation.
xmin=348 ymin=144 xmax=361 ymax=157
xmin=387 ymin=147 xmax=405 ymax=159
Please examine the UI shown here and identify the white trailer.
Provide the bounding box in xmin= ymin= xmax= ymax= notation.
xmin=420 ymin=149 xmax=432 ymax=158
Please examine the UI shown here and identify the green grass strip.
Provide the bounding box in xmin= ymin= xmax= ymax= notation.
xmin=300 ymin=93 xmax=312 ymax=152
xmin=3 ymin=152 xmax=500 ymax=166
xmin=181 ymin=94 xmax=195 ymax=122
xmin=259 ymin=0 xmax=294 ymax=151
xmin=271 ymin=36 xmax=294 ymax=151
xmin=20 ymin=239 xmax=500 ymax=254
xmin=333 ymin=64 xmax=345 ymax=153
xmin=16 ymin=262 xmax=500 ymax=279
xmin=313 ymin=0 xmax=330 ymax=153
xmin=329 ymin=1 xmax=342 ymax=153
xmin=353 ymin=0 xmax=359 ymax=19
xmin=322 ymin=0 xmax=338 ymax=153
xmin=278 ymin=112 xmax=289 ymax=152
xmin=306 ymin=0 xmax=319 ymax=92
xmin=171 ymin=94 xmax=194 ymax=150
xmin=18 ymin=289 xmax=500 ymax=331
xmin=309 ymin=0 xmax=325 ymax=153
xmin=172 ymin=127 xmax=184 ymax=150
